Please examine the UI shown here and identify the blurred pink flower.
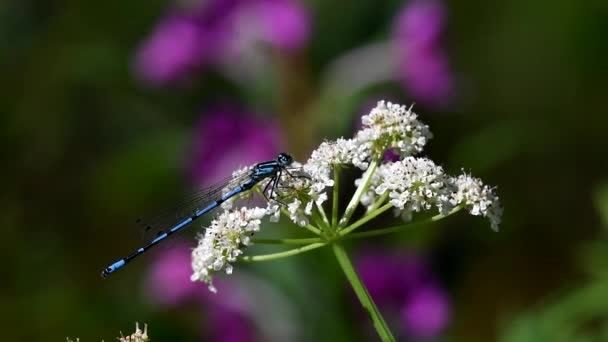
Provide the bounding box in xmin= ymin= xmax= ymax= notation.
xmin=134 ymin=0 xmax=311 ymax=86
xmin=134 ymin=15 xmax=204 ymax=86
xmin=357 ymin=252 xmax=410 ymax=305
xmin=394 ymin=0 xmax=454 ymax=109
xmin=356 ymin=250 xmax=451 ymax=339
xmin=401 ymin=286 xmax=451 ymax=339
xmin=187 ymin=105 xmax=282 ymax=186
xmin=254 ymin=0 xmax=310 ymax=52
xmin=208 ymin=306 xmax=257 ymax=342
xmin=145 ymin=243 xmax=257 ymax=341
xmin=146 ymin=242 xmax=199 ymax=306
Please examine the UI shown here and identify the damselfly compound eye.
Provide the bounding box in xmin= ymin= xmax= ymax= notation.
xmin=277 ymin=153 xmax=293 ymax=166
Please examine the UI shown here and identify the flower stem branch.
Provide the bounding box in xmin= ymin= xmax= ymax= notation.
xmin=316 ymin=202 xmax=331 ymax=228
xmin=251 ymin=207 xmax=461 ymax=246
xmin=368 ymin=191 xmax=389 ymax=213
xmin=342 ymin=206 xmax=463 ymax=240
xmin=251 ymin=237 xmax=323 ymax=245
xmin=339 ymin=158 xmax=380 ymax=228
xmin=332 ymin=243 xmax=396 ymax=341
xmin=311 ymin=209 xmax=329 ymax=232
xmin=332 ymin=167 xmax=340 ymax=227
xmin=241 ymin=242 xmax=327 ymax=262
xmin=303 ymin=224 xmax=323 ymax=236
xmin=339 ymin=202 xmax=393 ymax=236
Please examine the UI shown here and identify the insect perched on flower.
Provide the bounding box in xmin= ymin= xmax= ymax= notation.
xmin=190 ymin=100 xmax=502 ymax=293
xmin=100 ymin=153 xmax=298 ymax=278
xmin=103 ymin=100 xmax=501 ymax=341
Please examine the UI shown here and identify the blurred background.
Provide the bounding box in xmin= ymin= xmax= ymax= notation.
xmin=2 ymin=0 xmax=608 ymax=340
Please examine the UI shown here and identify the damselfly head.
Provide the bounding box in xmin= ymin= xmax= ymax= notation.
xmin=277 ymin=153 xmax=294 ymax=166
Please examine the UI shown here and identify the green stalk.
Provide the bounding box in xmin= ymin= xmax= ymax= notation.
xmin=311 ymin=204 xmax=332 ymax=234
xmin=241 ymin=242 xmax=327 ymax=262
xmin=338 ymin=158 xmax=380 ymax=228
xmin=341 ymin=206 xmax=463 ymax=240
xmin=311 ymin=208 xmax=329 ymax=232
xmin=368 ymin=192 xmax=389 ymax=213
xmin=339 ymin=202 xmax=393 ymax=236
xmin=316 ymin=202 xmax=331 ymax=228
xmin=304 ymin=224 xmax=323 ymax=235
xmin=251 ymin=237 xmax=323 ymax=245
xmin=332 ymin=167 xmax=340 ymax=227
xmin=332 ymin=243 xmax=396 ymax=341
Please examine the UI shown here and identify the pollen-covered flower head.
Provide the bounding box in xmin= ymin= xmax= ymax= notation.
xmin=374 ymin=157 xmax=451 ymax=220
xmin=448 ymin=173 xmax=503 ymax=231
xmin=356 ymin=101 xmax=433 ymax=158
xmin=191 ymin=207 xmax=266 ymax=292
xmin=358 ymin=158 xmax=501 ymax=228
xmin=304 ymin=138 xmax=370 ymax=191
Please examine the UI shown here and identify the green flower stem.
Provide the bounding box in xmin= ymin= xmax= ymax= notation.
xmin=310 ymin=205 xmax=332 ymax=236
xmin=339 ymin=158 xmax=380 ymax=228
xmin=342 ymin=206 xmax=463 ymax=240
xmin=368 ymin=192 xmax=389 ymax=213
xmin=311 ymin=209 xmax=328 ymax=232
xmin=339 ymin=202 xmax=393 ymax=236
xmin=250 ymin=208 xmax=461 ymax=246
xmin=304 ymin=224 xmax=323 ymax=236
xmin=332 ymin=243 xmax=396 ymax=342
xmin=241 ymin=242 xmax=327 ymax=262
xmin=316 ymin=202 xmax=331 ymax=228
xmin=251 ymin=237 xmax=323 ymax=245
xmin=332 ymin=167 xmax=340 ymax=227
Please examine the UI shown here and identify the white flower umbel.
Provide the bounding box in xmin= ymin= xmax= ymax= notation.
xmin=449 ymin=173 xmax=503 ymax=231
xmin=189 ymin=99 xmax=502 ymax=303
xmin=304 ymin=138 xmax=369 ymax=191
xmin=191 ymin=207 xmax=266 ymax=292
xmin=187 ymin=99 xmax=503 ymax=341
xmin=373 ymin=157 xmax=451 ymax=221
xmin=356 ymin=100 xmax=433 ymax=158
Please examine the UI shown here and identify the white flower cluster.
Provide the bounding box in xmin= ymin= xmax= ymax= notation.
xmin=191 ymin=100 xmax=503 ymax=290
xmin=359 ymin=158 xmax=502 ymax=230
xmin=275 ymin=101 xmax=433 ymax=226
xmin=449 ymin=173 xmax=502 ymax=231
xmin=191 ymin=206 xmax=266 ymax=292
xmin=356 ymin=100 xmax=432 ymax=157
xmin=304 ymin=138 xmax=369 ymax=192
xmin=374 ymin=157 xmax=451 ymax=221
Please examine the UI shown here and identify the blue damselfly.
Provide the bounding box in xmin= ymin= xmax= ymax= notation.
xmin=101 ymin=153 xmax=294 ymax=278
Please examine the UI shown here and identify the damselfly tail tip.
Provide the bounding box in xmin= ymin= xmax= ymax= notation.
xmin=101 ymin=267 xmax=111 ymax=279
